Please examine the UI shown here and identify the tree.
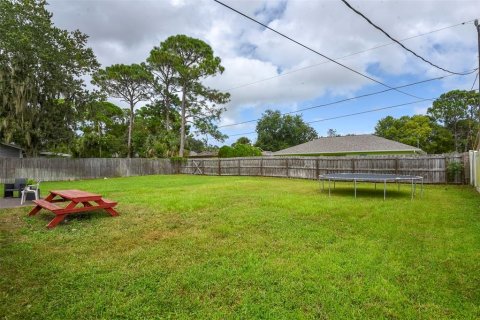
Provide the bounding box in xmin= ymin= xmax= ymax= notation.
xmin=156 ymin=35 xmax=230 ymax=157
xmin=132 ymin=102 xmax=181 ymax=157
xmin=375 ymin=115 xmax=453 ymax=154
xmin=233 ymin=137 xmax=251 ymax=146
xmin=147 ymin=45 xmax=179 ymax=131
xmin=76 ymin=101 xmax=127 ymax=157
xmin=327 ymin=129 xmax=339 ymax=137
xmin=0 ymin=0 xmax=99 ymax=155
xmin=255 ymin=110 xmax=318 ymax=151
xmin=92 ymin=64 xmax=152 ymax=157
xmin=427 ymin=90 xmax=479 ymax=152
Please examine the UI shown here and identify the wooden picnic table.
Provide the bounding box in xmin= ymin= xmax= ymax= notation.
xmin=28 ymin=189 xmax=119 ymax=228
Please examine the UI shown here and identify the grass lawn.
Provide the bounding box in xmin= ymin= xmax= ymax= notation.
xmin=1 ymin=175 xmax=479 ymax=319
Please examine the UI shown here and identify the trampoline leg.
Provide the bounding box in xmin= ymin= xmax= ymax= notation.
xmin=322 ymin=179 xmax=324 ymax=192
xmin=421 ymin=178 xmax=424 ymax=197
xmin=384 ymin=180 xmax=386 ymax=200
xmin=414 ymin=180 xmax=417 ymax=198
xmin=354 ymin=179 xmax=357 ymax=199
xmin=398 ymin=182 xmax=400 ymax=191
xmin=328 ymin=179 xmax=331 ymax=197
xmin=411 ymin=179 xmax=414 ymax=201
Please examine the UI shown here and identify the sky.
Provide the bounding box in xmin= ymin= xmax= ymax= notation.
xmin=48 ymin=0 xmax=480 ymax=146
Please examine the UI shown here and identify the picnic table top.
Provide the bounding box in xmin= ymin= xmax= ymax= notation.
xmin=50 ymin=189 xmax=102 ymax=200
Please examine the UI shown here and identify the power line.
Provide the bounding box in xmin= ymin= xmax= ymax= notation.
xmin=340 ymin=0 xmax=473 ymax=76
xmin=219 ymin=69 xmax=478 ymax=128
xmin=223 ymin=20 xmax=475 ymax=92
xmin=226 ymin=70 xmax=480 ymax=138
xmin=214 ymin=0 xmax=426 ymax=101
xmin=227 ymin=99 xmax=430 ymax=137
xmin=471 ymin=72 xmax=479 ymax=90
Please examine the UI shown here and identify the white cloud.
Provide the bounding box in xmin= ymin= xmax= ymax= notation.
xmin=47 ymin=0 xmax=480 ymax=142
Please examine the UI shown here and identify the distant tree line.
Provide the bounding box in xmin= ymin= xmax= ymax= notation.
xmin=375 ymin=90 xmax=479 ymax=153
xmin=0 ymin=0 xmax=229 ymax=158
xmin=2 ymin=1 xmax=477 ymax=158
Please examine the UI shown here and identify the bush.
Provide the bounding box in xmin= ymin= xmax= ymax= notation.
xmin=446 ymin=161 xmax=464 ymax=183
xmin=218 ymin=144 xmax=262 ymax=158
xmin=218 ymin=146 xmax=234 ymax=158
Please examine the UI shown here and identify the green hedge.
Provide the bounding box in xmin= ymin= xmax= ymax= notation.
xmin=218 ymin=144 xmax=262 ymax=158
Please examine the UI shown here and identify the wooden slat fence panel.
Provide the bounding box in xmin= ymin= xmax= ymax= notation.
xmin=0 ymin=158 xmax=174 ymax=183
xmin=184 ymin=154 xmax=467 ymax=184
xmin=0 ymin=154 xmax=468 ymax=184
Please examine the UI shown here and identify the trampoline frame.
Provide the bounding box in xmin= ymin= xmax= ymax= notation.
xmin=319 ymin=173 xmax=424 ymax=200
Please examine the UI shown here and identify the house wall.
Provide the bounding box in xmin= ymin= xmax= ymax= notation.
xmin=0 ymin=145 xmax=22 ymax=158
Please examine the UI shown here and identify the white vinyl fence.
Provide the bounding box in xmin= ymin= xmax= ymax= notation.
xmin=469 ymin=150 xmax=480 ymax=192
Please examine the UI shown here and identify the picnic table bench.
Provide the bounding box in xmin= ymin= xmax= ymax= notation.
xmin=28 ymin=189 xmax=119 ymax=228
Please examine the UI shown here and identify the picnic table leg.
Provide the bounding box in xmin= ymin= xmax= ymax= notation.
xmin=104 ymin=207 xmax=119 ymax=217
xmin=47 ymin=214 xmax=67 ymax=229
xmin=28 ymin=192 xmax=55 ymax=216
xmin=28 ymin=205 xmax=42 ymax=216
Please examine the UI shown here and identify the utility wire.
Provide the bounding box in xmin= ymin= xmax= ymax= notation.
xmin=214 ymin=0 xmax=426 ymax=101
xmin=471 ymin=72 xmax=479 ymax=90
xmin=223 ymin=20 xmax=475 ymax=92
xmin=219 ymin=69 xmax=478 ymax=128
xmin=227 ymin=99 xmax=430 ymax=137
xmin=340 ymin=0 xmax=473 ymax=76
xmin=225 ymin=69 xmax=479 ymax=137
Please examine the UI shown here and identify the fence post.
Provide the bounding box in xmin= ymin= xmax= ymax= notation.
xmin=238 ymin=159 xmax=241 ymax=176
xmin=315 ymin=158 xmax=319 ymax=179
xmin=286 ymin=158 xmax=289 ymax=178
xmin=352 ymin=158 xmax=356 ymax=173
xmin=260 ymin=158 xmax=264 ymax=176
xmin=463 ymin=152 xmax=469 ymax=184
xmin=395 ymin=157 xmax=399 ymax=175
xmin=218 ymin=159 xmax=221 ymax=176
xmin=444 ymin=155 xmax=448 ymax=184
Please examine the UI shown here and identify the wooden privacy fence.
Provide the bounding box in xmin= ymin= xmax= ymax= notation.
xmin=0 ymin=158 xmax=174 ymax=183
xmin=182 ymin=154 xmax=468 ymax=184
xmin=0 ymin=154 xmax=468 ymax=184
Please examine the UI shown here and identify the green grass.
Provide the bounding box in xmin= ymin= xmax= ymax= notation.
xmin=1 ymin=175 xmax=479 ymax=319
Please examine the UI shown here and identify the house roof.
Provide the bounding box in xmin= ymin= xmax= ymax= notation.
xmin=273 ymin=135 xmax=423 ymax=156
xmin=189 ymin=151 xmax=219 ymax=158
xmin=0 ymin=142 xmax=24 ymax=150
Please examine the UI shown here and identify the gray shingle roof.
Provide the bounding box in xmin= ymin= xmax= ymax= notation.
xmin=273 ymin=135 xmax=423 ymax=155
xmin=0 ymin=142 xmax=23 ymax=150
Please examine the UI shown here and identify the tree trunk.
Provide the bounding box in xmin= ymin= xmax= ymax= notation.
xmin=127 ymin=102 xmax=134 ymax=158
xmin=166 ymin=109 xmax=170 ymax=131
xmin=179 ymin=86 xmax=186 ymax=157
xmin=165 ymin=97 xmax=170 ymax=131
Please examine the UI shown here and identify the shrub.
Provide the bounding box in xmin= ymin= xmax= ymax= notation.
xmin=446 ymin=161 xmax=464 ymax=183
xmin=218 ymin=144 xmax=262 ymax=158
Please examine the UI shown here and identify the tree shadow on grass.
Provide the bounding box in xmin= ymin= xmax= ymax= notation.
xmin=37 ymin=210 xmax=112 ymax=226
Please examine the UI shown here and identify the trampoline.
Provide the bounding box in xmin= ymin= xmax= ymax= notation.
xmin=319 ymin=173 xmax=424 ymax=200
